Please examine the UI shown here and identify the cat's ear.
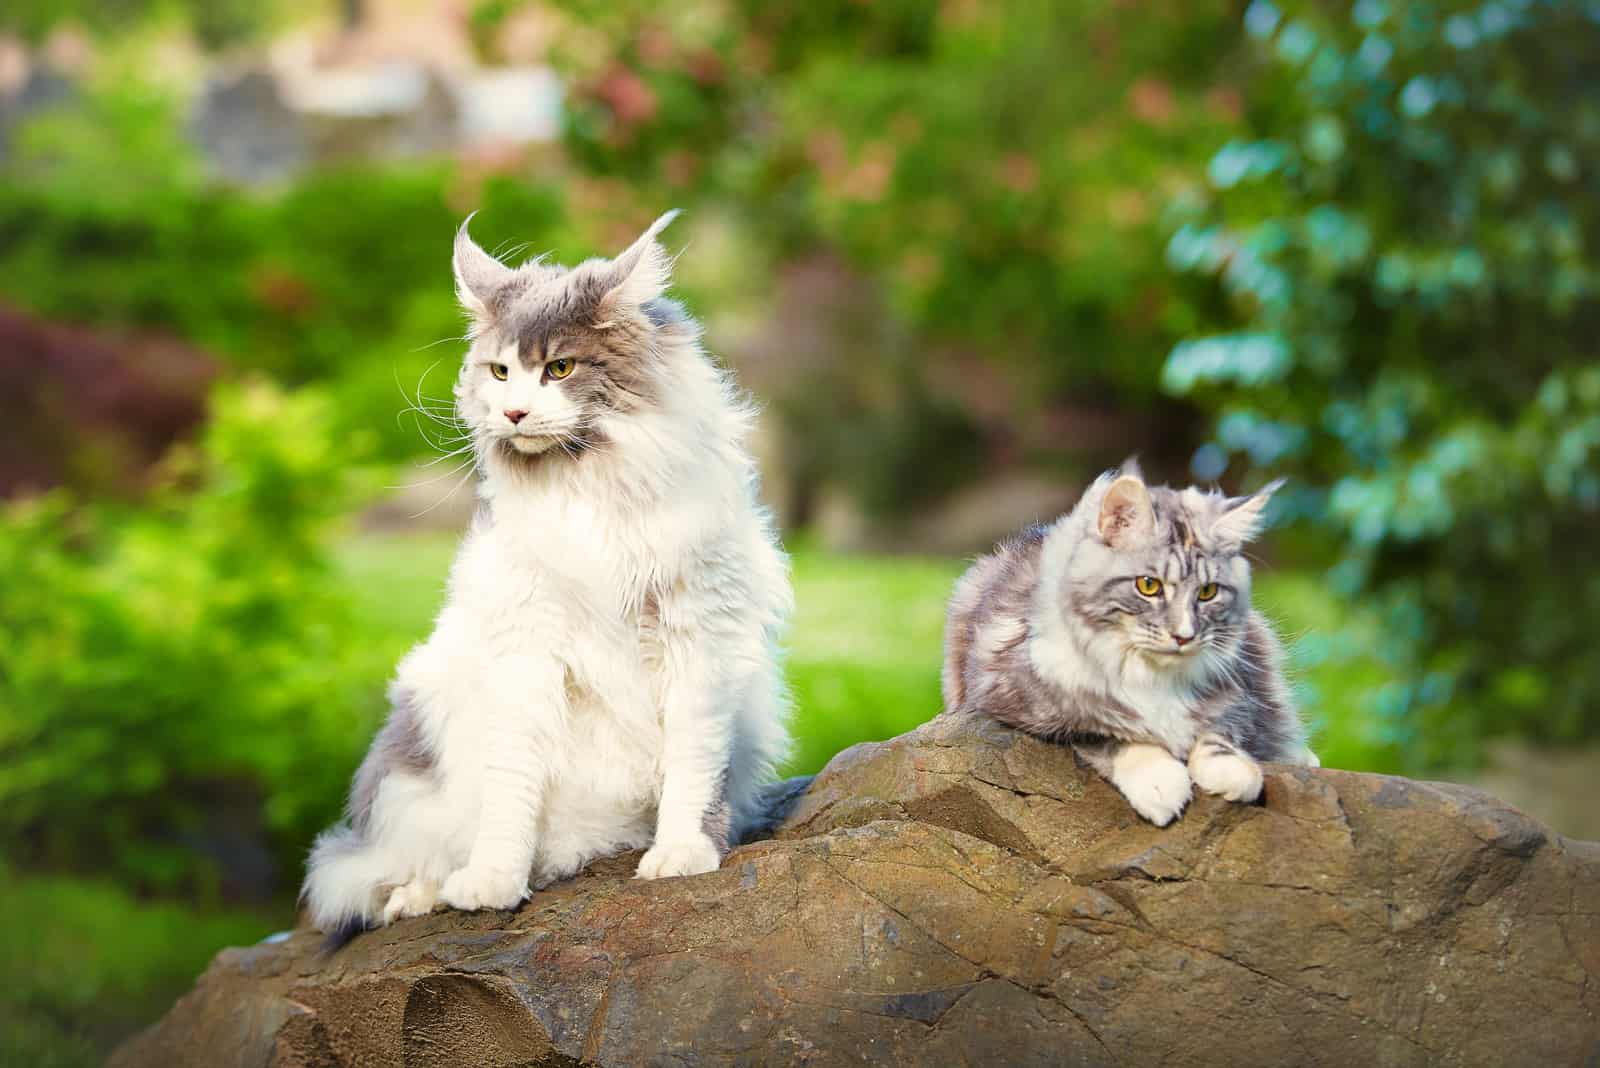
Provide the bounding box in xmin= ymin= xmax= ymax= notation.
xmin=1098 ymin=473 xmax=1155 ymax=547
xmin=453 ymin=214 xmax=514 ymax=320
xmin=597 ymin=210 xmax=680 ymax=322
xmin=1212 ymin=478 xmax=1285 ymax=545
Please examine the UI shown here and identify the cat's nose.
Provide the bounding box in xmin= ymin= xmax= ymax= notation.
xmin=504 ymin=409 xmax=529 ymax=425
xmin=1173 ymin=633 xmax=1195 ymax=647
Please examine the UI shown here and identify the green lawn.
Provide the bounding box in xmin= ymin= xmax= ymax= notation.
xmin=333 ymin=532 xmax=1394 ymax=774
xmin=0 ymin=868 xmax=282 ymax=1068
xmin=335 ymin=533 xmax=969 ymax=775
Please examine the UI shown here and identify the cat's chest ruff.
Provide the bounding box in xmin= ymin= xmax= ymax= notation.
xmin=1113 ymin=683 xmax=1199 ymax=755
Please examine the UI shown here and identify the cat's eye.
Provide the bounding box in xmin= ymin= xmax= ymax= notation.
xmin=546 ymin=358 xmax=574 ymax=380
xmin=1197 ymin=583 xmax=1219 ymax=602
xmin=1134 ymin=576 xmax=1163 ymax=597
xmin=489 ymin=363 xmax=509 ymax=381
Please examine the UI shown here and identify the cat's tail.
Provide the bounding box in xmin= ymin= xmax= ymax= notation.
xmin=735 ymin=774 xmax=815 ymax=843
xmin=300 ymin=823 xmax=389 ymax=949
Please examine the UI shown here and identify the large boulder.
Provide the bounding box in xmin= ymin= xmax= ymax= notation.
xmin=114 ymin=714 xmax=1600 ymax=1067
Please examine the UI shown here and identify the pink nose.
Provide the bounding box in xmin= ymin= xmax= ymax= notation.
xmin=1174 ymin=633 xmax=1195 ymax=647
xmin=504 ymin=409 xmax=528 ymax=425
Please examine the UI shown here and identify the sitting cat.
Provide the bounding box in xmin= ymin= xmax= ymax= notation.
xmin=303 ymin=211 xmax=796 ymax=940
xmin=941 ymin=461 xmax=1316 ymax=825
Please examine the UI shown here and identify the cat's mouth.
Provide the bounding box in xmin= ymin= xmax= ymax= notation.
xmin=507 ymin=433 xmax=559 ymax=455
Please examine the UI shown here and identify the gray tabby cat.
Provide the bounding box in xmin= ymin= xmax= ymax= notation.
xmin=942 ymin=462 xmax=1317 ymax=825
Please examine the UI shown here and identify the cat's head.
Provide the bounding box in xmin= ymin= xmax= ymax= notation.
xmin=1063 ymin=460 xmax=1283 ymax=672
xmin=451 ymin=211 xmax=691 ymax=466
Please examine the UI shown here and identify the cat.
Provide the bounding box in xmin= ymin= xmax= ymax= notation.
xmin=302 ymin=211 xmax=798 ymax=939
xmin=941 ymin=461 xmax=1316 ymax=826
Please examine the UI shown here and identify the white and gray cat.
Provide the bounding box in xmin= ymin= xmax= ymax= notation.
xmin=942 ymin=461 xmax=1317 ymax=825
xmin=303 ymin=212 xmax=802 ymax=942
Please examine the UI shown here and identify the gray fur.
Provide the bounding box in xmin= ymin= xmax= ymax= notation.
xmin=738 ymin=775 xmax=814 ymax=841
xmin=943 ymin=463 xmax=1308 ymax=776
xmin=700 ymin=769 xmax=732 ymax=854
xmin=349 ymin=685 xmax=435 ymax=834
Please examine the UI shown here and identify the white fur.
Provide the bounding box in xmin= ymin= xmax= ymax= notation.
xmin=1110 ymin=742 xmax=1192 ymax=826
xmin=303 ymin=228 xmax=790 ymax=932
xmin=1189 ymin=740 xmax=1264 ymax=802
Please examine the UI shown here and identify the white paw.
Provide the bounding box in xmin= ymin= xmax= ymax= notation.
xmin=1189 ymin=743 xmax=1264 ymax=803
xmin=440 ymin=864 xmax=527 ymax=912
xmin=636 ymin=833 xmax=722 ymax=881
xmin=1112 ymin=744 xmax=1192 ymax=827
xmin=381 ymin=880 xmax=438 ymax=925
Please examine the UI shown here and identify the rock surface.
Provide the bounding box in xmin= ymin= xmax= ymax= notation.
xmin=114 ymin=714 xmax=1600 ymax=1067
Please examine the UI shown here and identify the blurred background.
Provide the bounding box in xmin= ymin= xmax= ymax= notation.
xmin=1 ymin=0 xmax=1597 ymax=1061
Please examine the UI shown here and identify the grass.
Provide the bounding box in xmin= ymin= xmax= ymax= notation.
xmin=334 ymin=532 xmax=971 ymax=775
xmin=332 ymin=531 xmax=1396 ymax=774
xmin=0 ymin=868 xmax=283 ymax=1068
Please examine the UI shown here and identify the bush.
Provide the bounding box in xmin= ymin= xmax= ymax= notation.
xmin=1165 ymin=0 xmax=1600 ymax=766
xmin=0 ymin=77 xmax=576 ymax=467
xmin=522 ymin=0 xmax=1248 ymax=510
xmin=0 ymin=382 xmax=387 ymax=892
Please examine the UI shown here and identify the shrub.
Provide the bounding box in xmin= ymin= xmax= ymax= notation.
xmin=525 ymin=0 xmax=1248 ymax=511
xmin=0 ymin=77 xmax=576 ymax=464
xmin=0 ymin=382 xmax=387 ymax=892
xmin=1165 ymin=0 xmax=1600 ymax=765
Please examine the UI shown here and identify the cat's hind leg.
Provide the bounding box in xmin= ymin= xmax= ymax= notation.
xmin=1188 ymin=735 xmax=1264 ymax=803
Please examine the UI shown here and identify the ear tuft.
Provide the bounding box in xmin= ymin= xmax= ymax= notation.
xmin=453 ymin=213 xmax=514 ymax=320
xmin=1212 ymin=477 xmax=1285 ymax=545
xmin=599 ymin=210 xmax=681 ymax=320
xmin=1098 ymin=474 xmax=1155 ymax=547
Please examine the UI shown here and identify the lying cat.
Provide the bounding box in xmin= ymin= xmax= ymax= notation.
xmin=303 ymin=212 xmax=797 ymax=940
xmin=942 ymin=462 xmax=1316 ymax=825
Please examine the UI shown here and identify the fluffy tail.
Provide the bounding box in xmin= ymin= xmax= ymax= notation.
xmin=301 ymin=824 xmax=389 ymax=948
xmin=736 ymin=774 xmax=814 ymax=843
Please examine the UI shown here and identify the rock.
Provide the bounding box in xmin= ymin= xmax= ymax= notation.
xmin=113 ymin=714 xmax=1600 ymax=1067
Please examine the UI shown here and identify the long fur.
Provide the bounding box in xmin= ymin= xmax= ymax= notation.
xmin=303 ymin=213 xmax=794 ymax=935
xmin=942 ymin=461 xmax=1316 ymax=826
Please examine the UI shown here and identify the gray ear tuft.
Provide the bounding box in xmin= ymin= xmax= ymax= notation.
xmin=453 ymin=213 xmax=514 ymax=319
xmin=600 ymin=210 xmax=681 ymax=317
xmin=1213 ymin=477 xmax=1286 ymax=545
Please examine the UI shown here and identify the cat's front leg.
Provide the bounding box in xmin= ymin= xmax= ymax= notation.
xmin=1107 ymin=741 xmax=1192 ymax=826
xmin=439 ymin=655 xmax=563 ymax=913
xmin=637 ymin=589 xmax=738 ymax=881
xmin=1187 ymin=734 xmax=1264 ymax=803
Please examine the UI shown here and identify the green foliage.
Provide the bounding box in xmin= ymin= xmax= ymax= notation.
xmin=516 ymin=0 xmax=1248 ymax=510
xmin=0 ymin=382 xmax=385 ymax=890
xmin=0 ymin=78 xmax=576 ymax=467
xmin=0 ymin=0 xmax=278 ymax=48
xmin=1165 ymin=0 xmax=1600 ymax=765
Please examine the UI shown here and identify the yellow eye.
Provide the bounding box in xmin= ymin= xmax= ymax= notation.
xmin=546 ymin=358 xmax=574 ymax=380
xmin=1197 ymin=583 xmax=1219 ymax=602
xmin=1135 ymin=576 xmax=1163 ymax=597
xmin=489 ymin=363 xmax=509 ymax=381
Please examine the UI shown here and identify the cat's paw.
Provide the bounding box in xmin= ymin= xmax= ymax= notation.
xmin=636 ymin=833 xmax=722 ymax=880
xmin=1112 ymin=744 xmax=1192 ymax=826
xmin=440 ymin=864 xmax=527 ymax=912
xmin=1189 ymin=741 xmax=1264 ymax=803
xmin=381 ymin=880 xmax=438 ymax=925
